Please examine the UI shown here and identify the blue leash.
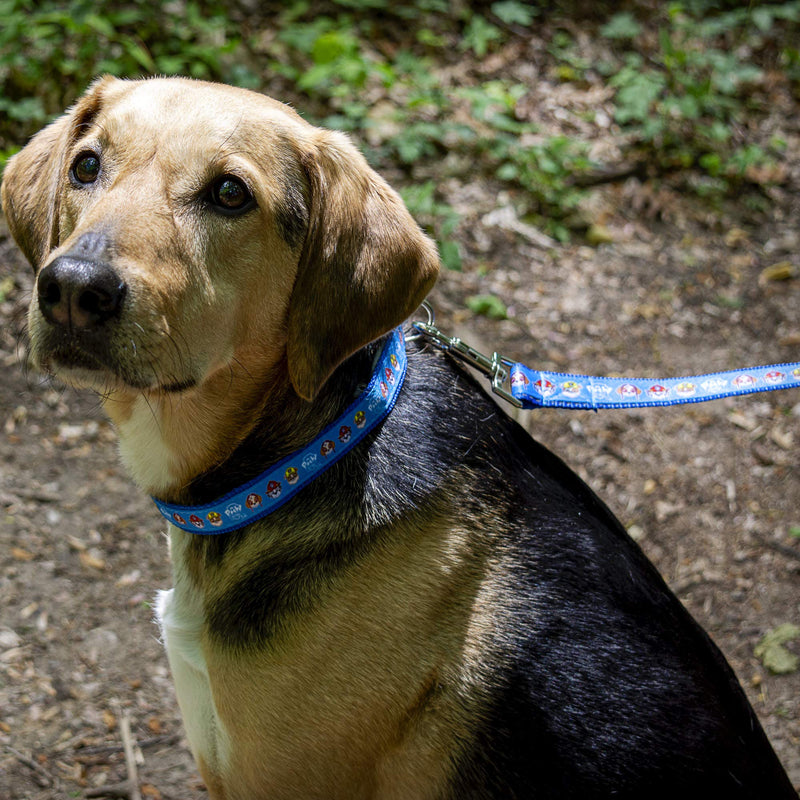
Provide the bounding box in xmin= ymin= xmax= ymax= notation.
xmin=412 ymin=309 xmax=800 ymax=411
xmin=507 ymin=361 xmax=800 ymax=410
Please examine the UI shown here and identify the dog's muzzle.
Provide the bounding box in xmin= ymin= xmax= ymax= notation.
xmin=37 ymin=231 xmax=126 ymax=333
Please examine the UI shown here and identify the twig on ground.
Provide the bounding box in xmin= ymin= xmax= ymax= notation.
xmin=118 ymin=706 xmax=143 ymax=800
xmin=753 ymin=533 xmax=800 ymax=563
xmin=5 ymin=744 xmax=54 ymax=787
xmin=75 ymin=733 xmax=180 ymax=758
xmin=84 ymin=704 xmax=143 ymax=800
xmin=85 ymin=781 xmax=136 ymax=799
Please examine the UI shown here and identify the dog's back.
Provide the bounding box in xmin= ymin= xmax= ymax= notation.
xmin=180 ymin=338 xmax=796 ymax=798
xmin=373 ymin=342 xmax=796 ymax=798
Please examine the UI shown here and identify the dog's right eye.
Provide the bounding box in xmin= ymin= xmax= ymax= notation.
xmin=71 ymin=153 xmax=101 ymax=185
xmin=207 ymin=175 xmax=256 ymax=216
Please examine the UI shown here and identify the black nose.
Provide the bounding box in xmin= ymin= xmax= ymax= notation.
xmin=38 ymin=257 xmax=126 ymax=331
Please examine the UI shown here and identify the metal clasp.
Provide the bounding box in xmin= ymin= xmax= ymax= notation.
xmin=411 ymin=303 xmax=523 ymax=408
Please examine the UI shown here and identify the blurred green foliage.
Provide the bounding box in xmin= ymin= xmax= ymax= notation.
xmin=1 ymin=0 xmax=798 ymax=257
xmin=0 ymin=1 xmax=245 ymax=134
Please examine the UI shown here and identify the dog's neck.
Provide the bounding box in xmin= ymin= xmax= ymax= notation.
xmin=102 ymin=343 xmax=378 ymax=505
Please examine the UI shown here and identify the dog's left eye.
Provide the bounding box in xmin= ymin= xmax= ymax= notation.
xmin=207 ymin=175 xmax=255 ymax=215
xmin=71 ymin=152 xmax=101 ymax=185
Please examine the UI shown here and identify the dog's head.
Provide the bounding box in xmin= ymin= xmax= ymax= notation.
xmin=1 ymin=76 xmax=438 ymax=401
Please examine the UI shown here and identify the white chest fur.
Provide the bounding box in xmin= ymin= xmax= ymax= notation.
xmin=117 ymin=396 xmax=180 ymax=495
xmin=155 ymin=576 xmax=230 ymax=780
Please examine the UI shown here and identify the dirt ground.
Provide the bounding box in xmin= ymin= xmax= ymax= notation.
xmin=1 ymin=88 xmax=799 ymax=800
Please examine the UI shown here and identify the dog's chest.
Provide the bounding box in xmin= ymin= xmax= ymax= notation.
xmin=156 ymin=522 xmax=500 ymax=799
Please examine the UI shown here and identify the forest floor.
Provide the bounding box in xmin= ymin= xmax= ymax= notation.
xmin=1 ymin=21 xmax=799 ymax=800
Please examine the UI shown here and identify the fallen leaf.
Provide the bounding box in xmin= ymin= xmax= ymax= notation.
xmin=724 ymin=227 xmax=749 ymax=248
xmin=754 ymin=623 xmax=800 ymax=674
xmin=769 ymin=428 xmax=793 ymax=450
xmin=586 ymin=223 xmax=613 ymax=246
xmin=0 ymin=276 xmax=15 ymax=302
xmin=11 ymin=547 xmax=34 ymax=561
xmin=759 ymin=260 xmax=796 ymax=285
xmin=67 ymin=536 xmax=87 ymax=552
xmin=0 ymin=629 xmax=21 ymax=648
xmin=728 ymin=411 xmax=757 ymax=431
xmin=79 ymin=550 xmax=106 ymax=571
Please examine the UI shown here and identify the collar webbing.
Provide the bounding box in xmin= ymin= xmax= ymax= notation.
xmin=152 ymin=328 xmax=407 ymax=534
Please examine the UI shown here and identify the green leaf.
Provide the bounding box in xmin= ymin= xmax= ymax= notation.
xmin=466 ymin=294 xmax=508 ymax=320
xmin=752 ymin=7 xmax=775 ymax=33
xmin=85 ymin=13 xmax=115 ymax=39
xmin=461 ymin=16 xmax=503 ymax=57
xmin=789 ymin=526 xmax=800 ymax=538
xmin=613 ymin=72 xmax=665 ymax=123
xmin=491 ymin=1 xmax=537 ymax=27
xmin=496 ymin=162 xmax=519 ymax=181
xmin=312 ymin=31 xmax=350 ymax=64
xmin=601 ymin=12 xmax=642 ymax=40
xmin=439 ymin=240 xmax=462 ymax=271
xmin=417 ymin=29 xmax=446 ymax=47
xmin=124 ymin=41 xmax=156 ymax=73
xmin=755 ymin=623 xmax=800 ymax=675
xmin=699 ymin=152 xmax=722 ymax=176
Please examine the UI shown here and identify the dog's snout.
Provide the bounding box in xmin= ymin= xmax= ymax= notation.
xmin=38 ymin=257 xmax=126 ymax=331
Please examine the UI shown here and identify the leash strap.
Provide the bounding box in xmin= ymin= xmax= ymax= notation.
xmin=412 ymin=316 xmax=800 ymax=410
xmin=508 ymin=361 xmax=800 ymax=410
xmin=152 ymin=328 xmax=407 ymax=534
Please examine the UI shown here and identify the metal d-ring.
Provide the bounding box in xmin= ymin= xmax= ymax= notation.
xmin=410 ymin=303 xmax=523 ymax=408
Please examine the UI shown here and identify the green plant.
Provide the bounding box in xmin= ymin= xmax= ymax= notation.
xmin=0 ymin=0 xmax=252 ymax=164
xmin=259 ymin=5 xmax=588 ymax=251
xmin=466 ymin=294 xmax=508 ymax=320
xmin=602 ymin=3 xmax=800 ymax=193
xmin=460 ymin=15 xmax=503 ymax=57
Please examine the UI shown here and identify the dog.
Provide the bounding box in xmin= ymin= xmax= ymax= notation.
xmin=2 ymin=76 xmax=796 ymax=799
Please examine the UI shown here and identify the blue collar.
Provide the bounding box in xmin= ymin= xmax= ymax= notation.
xmin=152 ymin=328 xmax=407 ymax=534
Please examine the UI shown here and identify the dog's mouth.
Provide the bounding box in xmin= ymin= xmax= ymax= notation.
xmin=34 ymin=328 xmax=197 ymax=395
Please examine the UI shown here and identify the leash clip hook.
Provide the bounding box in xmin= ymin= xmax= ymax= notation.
xmin=412 ymin=311 xmax=523 ymax=408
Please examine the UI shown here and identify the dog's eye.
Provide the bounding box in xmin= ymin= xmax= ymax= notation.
xmin=71 ymin=152 xmax=101 ymax=185
xmin=208 ymin=175 xmax=255 ymax=215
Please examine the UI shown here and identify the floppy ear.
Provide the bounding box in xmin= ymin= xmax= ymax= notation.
xmin=287 ymin=130 xmax=439 ymax=401
xmin=1 ymin=77 xmax=111 ymax=270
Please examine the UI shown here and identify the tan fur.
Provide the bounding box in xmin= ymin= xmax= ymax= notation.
xmin=3 ymin=76 xmax=437 ymax=498
xmin=197 ymin=513 xmax=513 ymax=799
xmin=1 ymin=77 xmax=448 ymax=798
